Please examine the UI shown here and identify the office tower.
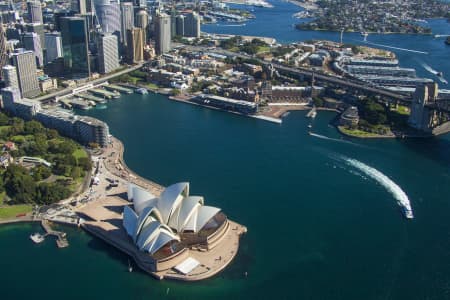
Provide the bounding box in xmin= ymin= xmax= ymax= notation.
xmin=2 ymin=65 xmax=19 ymax=90
xmin=60 ymin=16 xmax=91 ymax=76
xmin=71 ymin=0 xmax=87 ymax=14
xmin=135 ymin=9 xmax=148 ymax=43
xmin=97 ymin=33 xmax=119 ymax=74
xmin=44 ymin=32 xmax=63 ymax=63
xmin=23 ymin=32 xmax=43 ymax=68
xmin=170 ymin=9 xmax=177 ymax=38
xmin=175 ymin=15 xmax=185 ymax=36
xmin=26 ymin=23 xmax=45 ymax=49
xmin=126 ymin=27 xmax=143 ymax=64
xmin=0 ymin=22 xmax=8 ymax=77
xmin=11 ymin=49 xmax=40 ymax=98
xmin=94 ymin=0 xmax=121 ymax=38
xmin=120 ymin=2 xmax=134 ymax=46
xmin=27 ymin=1 xmax=43 ymax=24
xmin=53 ymin=10 xmax=75 ymax=31
xmin=133 ymin=0 xmax=146 ymax=9
xmin=155 ymin=13 xmax=171 ymax=55
xmin=184 ymin=12 xmax=200 ymax=38
xmin=1 ymin=87 xmax=21 ymax=112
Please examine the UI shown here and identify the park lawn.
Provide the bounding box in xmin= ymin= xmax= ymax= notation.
xmin=0 ymin=125 xmax=11 ymax=132
xmin=0 ymin=204 xmax=32 ymax=219
xmin=392 ymin=105 xmax=410 ymax=116
xmin=257 ymin=46 xmax=270 ymax=53
xmin=72 ymin=148 xmax=88 ymax=160
xmin=146 ymin=83 xmax=160 ymax=90
xmin=338 ymin=126 xmax=384 ymax=138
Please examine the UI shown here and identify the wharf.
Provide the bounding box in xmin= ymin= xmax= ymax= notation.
xmin=104 ymin=84 xmax=133 ymax=94
xmin=89 ymin=88 xmax=120 ymax=99
xmin=41 ymin=219 xmax=69 ymax=248
xmin=78 ymin=93 xmax=107 ymax=104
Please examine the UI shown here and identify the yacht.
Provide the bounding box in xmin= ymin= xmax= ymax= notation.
xmin=403 ymin=207 xmax=414 ymax=219
xmin=135 ymin=88 xmax=148 ymax=95
xmin=30 ymin=233 xmax=45 ymax=243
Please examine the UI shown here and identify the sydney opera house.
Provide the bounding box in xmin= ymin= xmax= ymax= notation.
xmin=119 ymin=182 xmax=246 ymax=280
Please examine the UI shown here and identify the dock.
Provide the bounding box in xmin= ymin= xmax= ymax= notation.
xmin=89 ymin=88 xmax=120 ymax=99
xmin=41 ymin=219 xmax=69 ymax=248
xmin=78 ymin=93 xmax=107 ymax=104
xmin=104 ymin=84 xmax=133 ymax=94
xmin=306 ymin=106 xmax=317 ymax=118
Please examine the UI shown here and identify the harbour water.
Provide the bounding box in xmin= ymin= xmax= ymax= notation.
xmin=2 ymin=1 xmax=450 ymax=299
xmin=2 ymin=92 xmax=450 ymax=299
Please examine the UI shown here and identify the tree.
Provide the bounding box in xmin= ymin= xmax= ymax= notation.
xmin=71 ymin=166 xmax=82 ymax=179
xmin=313 ymin=97 xmax=324 ymax=107
xmin=0 ymin=112 xmax=9 ymax=126
xmin=78 ymin=157 xmax=92 ymax=172
xmin=46 ymin=129 xmax=59 ymax=139
xmin=24 ymin=120 xmax=44 ymax=135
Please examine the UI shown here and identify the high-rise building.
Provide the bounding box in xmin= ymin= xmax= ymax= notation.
xmin=94 ymin=0 xmax=121 ymax=39
xmin=27 ymin=1 xmax=43 ymax=24
xmin=133 ymin=0 xmax=146 ymax=9
xmin=97 ymin=33 xmax=119 ymax=74
xmin=71 ymin=0 xmax=87 ymax=14
xmin=184 ymin=12 xmax=200 ymax=38
xmin=1 ymin=87 xmax=22 ymax=112
xmin=26 ymin=23 xmax=45 ymax=49
xmin=23 ymin=32 xmax=43 ymax=68
xmin=0 ymin=22 xmax=8 ymax=78
xmin=11 ymin=49 xmax=40 ymax=98
xmin=60 ymin=17 xmax=91 ymax=76
xmin=135 ymin=9 xmax=148 ymax=43
xmin=126 ymin=27 xmax=143 ymax=64
xmin=120 ymin=2 xmax=134 ymax=46
xmin=2 ymin=65 xmax=19 ymax=90
xmin=44 ymin=32 xmax=63 ymax=63
xmin=155 ymin=13 xmax=171 ymax=55
xmin=175 ymin=15 xmax=185 ymax=37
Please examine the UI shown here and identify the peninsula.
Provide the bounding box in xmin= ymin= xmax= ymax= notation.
xmin=295 ymin=0 xmax=449 ymax=34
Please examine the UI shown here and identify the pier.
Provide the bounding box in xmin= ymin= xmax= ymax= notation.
xmin=41 ymin=219 xmax=69 ymax=248
xmin=89 ymin=88 xmax=120 ymax=99
xmin=78 ymin=93 xmax=107 ymax=104
xmin=104 ymin=84 xmax=133 ymax=94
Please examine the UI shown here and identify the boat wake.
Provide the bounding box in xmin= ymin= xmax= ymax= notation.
xmin=357 ymin=39 xmax=428 ymax=54
xmin=420 ymin=62 xmax=448 ymax=84
xmin=340 ymin=156 xmax=414 ymax=219
xmin=309 ymin=132 xmax=361 ymax=147
xmin=217 ymin=23 xmax=247 ymax=27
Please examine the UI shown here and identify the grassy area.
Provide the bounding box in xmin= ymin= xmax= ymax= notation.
xmin=391 ymin=105 xmax=410 ymax=116
xmin=257 ymin=46 xmax=270 ymax=53
xmin=338 ymin=126 xmax=386 ymax=138
xmin=72 ymin=148 xmax=88 ymax=160
xmin=0 ymin=125 xmax=11 ymax=132
xmin=146 ymin=83 xmax=160 ymax=90
xmin=0 ymin=204 xmax=32 ymax=219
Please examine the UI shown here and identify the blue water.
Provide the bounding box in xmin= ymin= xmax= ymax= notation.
xmin=203 ymin=0 xmax=450 ymax=88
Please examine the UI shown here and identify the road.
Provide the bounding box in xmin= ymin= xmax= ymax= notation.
xmin=33 ymin=63 xmax=145 ymax=103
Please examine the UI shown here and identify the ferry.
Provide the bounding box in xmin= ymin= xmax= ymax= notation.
xmin=361 ymin=31 xmax=369 ymax=37
xmin=436 ymin=71 xmax=443 ymax=77
xmin=135 ymin=88 xmax=148 ymax=95
xmin=30 ymin=233 xmax=45 ymax=243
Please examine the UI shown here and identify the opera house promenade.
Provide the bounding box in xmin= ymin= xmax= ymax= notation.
xmin=76 ymin=137 xmax=246 ymax=281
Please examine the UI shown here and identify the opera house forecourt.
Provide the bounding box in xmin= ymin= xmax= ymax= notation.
xmin=80 ymin=180 xmax=246 ymax=281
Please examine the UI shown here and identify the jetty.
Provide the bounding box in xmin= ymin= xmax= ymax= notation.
xmin=89 ymin=88 xmax=120 ymax=99
xmin=41 ymin=219 xmax=69 ymax=248
xmin=78 ymin=93 xmax=107 ymax=104
xmin=306 ymin=106 xmax=317 ymax=118
xmin=104 ymin=84 xmax=133 ymax=94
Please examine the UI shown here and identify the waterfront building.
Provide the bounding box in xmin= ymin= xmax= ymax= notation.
xmin=94 ymin=0 xmax=121 ymax=39
xmin=135 ymin=9 xmax=149 ymax=44
xmin=60 ymin=16 xmax=91 ymax=77
xmin=155 ymin=13 xmax=171 ymax=55
xmin=2 ymin=65 xmax=19 ymax=90
xmin=23 ymin=32 xmax=43 ymax=68
xmin=345 ymin=65 xmax=416 ymax=77
xmin=1 ymin=87 xmax=41 ymax=120
xmin=27 ymin=1 xmax=43 ymax=24
xmin=97 ymin=33 xmax=119 ymax=74
xmin=44 ymin=32 xmax=63 ymax=63
xmin=71 ymin=0 xmax=87 ymax=14
xmin=126 ymin=27 xmax=144 ymax=64
xmin=339 ymin=106 xmax=359 ymax=126
xmin=120 ymin=2 xmax=134 ymax=46
xmin=11 ymin=49 xmax=40 ymax=98
xmin=193 ymin=94 xmax=258 ymax=114
xmin=183 ymin=12 xmax=200 ymax=38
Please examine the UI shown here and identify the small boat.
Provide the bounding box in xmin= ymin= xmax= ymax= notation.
xmin=402 ymin=206 xmax=414 ymax=219
xmin=30 ymin=233 xmax=45 ymax=243
xmin=436 ymin=71 xmax=443 ymax=77
xmin=128 ymin=259 xmax=133 ymax=272
xmin=361 ymin=31 xmax=368 ymax=37
xmin=135 ymin=87 xmax=148 ymax=95
xmin=308 ymin=124 xmax=312 ymax=128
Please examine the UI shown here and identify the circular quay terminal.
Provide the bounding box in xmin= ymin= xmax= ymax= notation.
xmin=79 ymin=180 xmax=246 ymax=281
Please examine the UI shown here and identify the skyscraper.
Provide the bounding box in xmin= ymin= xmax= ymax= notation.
xmin=126 ymin=27 xmax=143 ymax=64
xmin=27 ymin=1 xmax=43 ymax=24
xmin=133 ymin=0 xmax=146 ymax=9
xmin=44 ymin=32 xmax=63 ymax=63
xmin=175 ymin=15 xmax=185 ymax=37
xmin=2 ymin=65 xmax=19 ymax=90
xmin=1 ymin=87 xmax=21 ymax=113
xmin=120 ymin=2 xmax=134 ymax=46
xmin=60 ymin=17 xmax=91 ymax=76
xmin=155 ymin=13 xmax=171 ymax=55
xmin=71 ymin=0 xmax=87 ymax=14
xmin=11 ymin=49 xmax=40 ymax=98
xmin=94 ymin=0 xmax=121 ymax=39
xmin=0 ymin=21 xmax=8 ymax=78
xmin=184 ymin=12 xmax=200 ymax=38
xmin=135 ymin=9 xmax=148 ymax=44
xmin=23 ymin=32 xmax=43 ymax=68
xmin=97 ymin=33 xmax=119 ymax=74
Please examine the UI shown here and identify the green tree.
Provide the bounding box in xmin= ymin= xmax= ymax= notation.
xmin=78 ymin=157 xmax=92 ymax=172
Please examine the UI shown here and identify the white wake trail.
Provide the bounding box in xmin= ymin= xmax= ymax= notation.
xmin=343 ymin=157 xmax=414 ymax=219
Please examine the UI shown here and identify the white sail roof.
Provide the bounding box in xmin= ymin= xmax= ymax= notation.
xmin=123 ymin=205 xmax=138 ymax=237
xmin=157 ymin=182 xmax=189 ymax=223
